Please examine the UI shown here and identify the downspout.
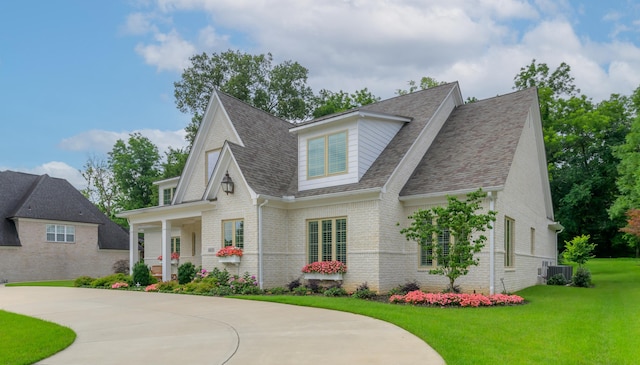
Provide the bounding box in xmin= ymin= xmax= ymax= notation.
xmin=258 ymin=199 xmax=269 ymax=290
xmin=488 ymin=191 xmax=495 ymax=295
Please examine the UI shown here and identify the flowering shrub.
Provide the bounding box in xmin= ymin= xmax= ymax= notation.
xmin=157 ymin=252 xmax=180 ymax=260
xmin=301 ymin=261 xmax=347 ymax=274
xmin=111 ymin=282 xmax=129 ymax=289
xmin=145 ymin=283 xmax=159 ymax=292
xmin=389 ymin=290 xmax=524 ymax=307
xmin=216 ymin=246 xmax=244 ymax=257
xmin=196 ymin=269 xmax=209 ymax=279
xmin=228 ymin=272 xmax=261 ymax=294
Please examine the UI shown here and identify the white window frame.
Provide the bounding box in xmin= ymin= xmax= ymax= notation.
xmin=307 ymin=131 xmax=348 ymax=179
xmin=46 ymin=224 xmax=75 ymax=243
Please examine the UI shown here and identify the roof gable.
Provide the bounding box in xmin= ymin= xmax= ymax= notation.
xmin=400 ymin=88 xmax=538 ymax=196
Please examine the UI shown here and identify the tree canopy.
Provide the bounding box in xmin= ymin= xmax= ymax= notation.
xmin=311 ymin=88 xmax=380 ymax=118
xmin=174 ymin=50 xmax=314 ymax=145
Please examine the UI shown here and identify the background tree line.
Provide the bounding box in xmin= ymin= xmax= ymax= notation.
xmin=83 ymin=49 xmax=640 ymax=257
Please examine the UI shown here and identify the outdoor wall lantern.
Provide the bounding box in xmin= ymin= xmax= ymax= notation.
xmin=221 ymin=171 xmax=234 ymax=195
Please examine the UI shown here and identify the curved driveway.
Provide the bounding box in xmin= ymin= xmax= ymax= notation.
xmin=1 ymin=286 xmax=444 ymax=364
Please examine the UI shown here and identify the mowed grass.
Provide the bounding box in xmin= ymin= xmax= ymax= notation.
xmin=243 ymin=258 xmax=640 ymax=365
xmin=5 ymin=280 xmax=74 ymax=287
xmin=0 ymin=310 xmax=76 ymax=365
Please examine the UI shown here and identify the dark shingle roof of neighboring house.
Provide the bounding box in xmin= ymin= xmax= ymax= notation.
xmin=400 ymin=87 xmax=537 ymax=196
xmin=0 ymin=170 xmax=128 ymax=249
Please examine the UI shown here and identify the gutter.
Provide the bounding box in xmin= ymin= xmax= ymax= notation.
xmin=258 ymin=199 xmax=269 ymax=289
xmin=488 ymin=191 xmax=496 ymax=295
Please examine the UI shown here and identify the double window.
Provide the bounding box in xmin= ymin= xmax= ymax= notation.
xmin=307 ymin=131 xmax=347 ymax=178
xmin=505 ymin=217 xmax=515 ymax=268
xmin=307 ymin=217 xmax=347 ymax=264
xmin=46 ymin=224 xmax=75 ymax=243
xmin=172 ymin=237 xmax=181 ymax=254
xmin=419 ymin=228 xmax=450 ymax=267
xmin=223 ymin=219 xmax=244 ymax=249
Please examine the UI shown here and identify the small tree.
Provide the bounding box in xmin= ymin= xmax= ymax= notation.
xmin=400 ymin=189 xmax=497 ymax=292
xmin=620 ymin=209 xmax=640 ymax=258
xmin=562 ymin=234 xmax=596 ymax=268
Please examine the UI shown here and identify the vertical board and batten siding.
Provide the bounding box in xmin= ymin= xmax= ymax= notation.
xmin=357 ymin=119 xmax=405 ymax=180
xmin=182 ymin=105 xmax=242 ymax=202
xmin=495 ymin=110 xmax=557 ymax=292
xmin=297 ymin=121 xmax=359 ymax=191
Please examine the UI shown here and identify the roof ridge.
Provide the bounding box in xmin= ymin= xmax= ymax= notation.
xmin=215 ymin=89 xmax=294 ymax=129
xmin=9 ymin=174 xmax=48 ymax=217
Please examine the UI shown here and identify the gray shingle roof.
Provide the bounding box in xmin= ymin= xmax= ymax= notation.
xmin=215 ymin=92 xmax=298 ymax=197
xmin=213 ymin=84 xmax=536 ymax=200
xmin=400 ymin=87 xmax=537 ymax=196
xmin=0 ymin=170 xmax=128 ymax=249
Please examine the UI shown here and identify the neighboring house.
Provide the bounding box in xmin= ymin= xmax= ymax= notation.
xmin=119 ymin=82 xmax=562 ymax=294
xmin=0 ymin=171 xmax=129 ymax=282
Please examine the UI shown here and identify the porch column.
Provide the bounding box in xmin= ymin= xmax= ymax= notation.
xmin=161 ymin=220 xmax=172 ymax=282
xmin=129 ymin=223 xmax=139 ymax=274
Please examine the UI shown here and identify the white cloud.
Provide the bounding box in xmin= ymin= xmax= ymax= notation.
xmin=122 ymin=12 xmax=159 ymax=35
xmin=127 ymin=0 xmax=640 ymax=102
xmin=135 ymin=30 xmax=196 ymax=72
xmin=58 ymin=128 xmax=188 ymax=155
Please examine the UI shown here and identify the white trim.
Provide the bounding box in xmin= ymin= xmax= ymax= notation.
xmin=153 ymin=176 xmax=180 ymax=186
xmin=290 ymin=110 xmax=411 ymax=133
xmin=399 ymin=186 xmax=503 ymax=204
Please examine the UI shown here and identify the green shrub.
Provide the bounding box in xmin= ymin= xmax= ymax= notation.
xmin=132 ymin=261 xmax=153 ymax=286
xmin=324 ymin=286 xmax=348 ymax=297
xmin=90 ymin=273 xmax=132 ymax=288
xmin=183 ymin=281 xmax=215 ymax=294
xmin=177 ymin=262 xmax=197 ymax=284
xmin=292 ymin=285 xmax=310 ymax=296
xmin=156 ymin=281 xmax=179 ymax=292
xmin=547 ymin=273 xmax=568 ymax=286
xmin=267 ymin=287 xmax=288 ymax=295
xmin=287 ymin=278 xmax=301 ymax=291
xmin=228 ymin=272 xmax=261 ymax=295
xmin=352 ymin=282 xmax=377 ymax=299
xmin=211 ymin=286 xmax=234 ymax=296
xmin=572 ymin=267 xmax=592 ymax=288
xmin=74 ymin=276 xmax=95 ymax=287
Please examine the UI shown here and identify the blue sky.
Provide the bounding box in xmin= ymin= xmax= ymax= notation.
xmin=1 ymin=0 xmax=639 ymax=188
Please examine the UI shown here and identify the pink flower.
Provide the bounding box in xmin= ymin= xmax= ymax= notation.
xmin=145 ymin=284 xmax=159 ymax=292
xmin=389 ymin=290 xmax=525 ymax=307
xmin=216 ymin=246 xmax=244 ymax=257
xmin=111 ymin=282 xmax=129 ymax=289
xmin=301 ymin=261 xmax=347 ymax=274
xmin=157 ymin=252 xmax=180 ymax=260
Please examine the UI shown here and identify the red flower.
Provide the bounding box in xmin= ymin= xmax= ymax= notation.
xmin=216 ymin=246 xmax=244 ymax=257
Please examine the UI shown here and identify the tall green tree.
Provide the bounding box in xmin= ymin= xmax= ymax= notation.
xmin=80 ymin=155 xmax=121 ymax=221
xmin=399 ymin=189 xmax=497 ymax=292
xmin=108 ymin=133 xmax=161 ymax=212
xmin=161 ymin=147 xmax=188 ymax=179
xmin=174 ymin=50 xmax=314 ymax=145
xmin=514 ymin=60 xmax=633 ymax=256
xmin=311 ymin=88 xmax=380 ymax=118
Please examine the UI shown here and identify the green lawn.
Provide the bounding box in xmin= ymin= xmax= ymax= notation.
xmin=0 ymin=311 xmax=76 ymax=365
xmin=5 ymin=280 xmax=74 ymax=287
xmin=242 ymin=258 xmax=640 ymax=365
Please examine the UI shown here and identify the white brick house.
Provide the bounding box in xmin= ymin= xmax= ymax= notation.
xmin=119 ymin=82 xmax=561 ymax=294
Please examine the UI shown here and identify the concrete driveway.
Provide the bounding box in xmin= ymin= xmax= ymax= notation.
xmin=0 ymin=286 xmax=445 ymax=364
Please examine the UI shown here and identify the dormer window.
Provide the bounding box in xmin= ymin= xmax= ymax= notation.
xmin=307 ymin=131 xmax=347 ymax=178
xmin=163 ymin=187 xmax=176 ymax=205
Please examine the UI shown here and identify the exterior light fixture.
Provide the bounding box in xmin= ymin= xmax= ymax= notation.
xmin=221 ymin=171 xmax=234 ymax=195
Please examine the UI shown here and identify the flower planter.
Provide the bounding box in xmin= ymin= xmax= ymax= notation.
xmin=303 ymin=273 xmax=343 ymax=281
xmin=219 ymin=255 xmax=241 ymax=264
xmin=171 ymin=259 xmax=179 ymax=265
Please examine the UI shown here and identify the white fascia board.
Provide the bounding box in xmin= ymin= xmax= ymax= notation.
xmin=290 ymin=111 xmax=411 ymax=133
xmin=116 ymin=200 xmax=216 ymax=223
xmin=399 ymin=186 xmax=503 ymax=206
xmin=153 ymin=176 xmax=180 ymax=186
